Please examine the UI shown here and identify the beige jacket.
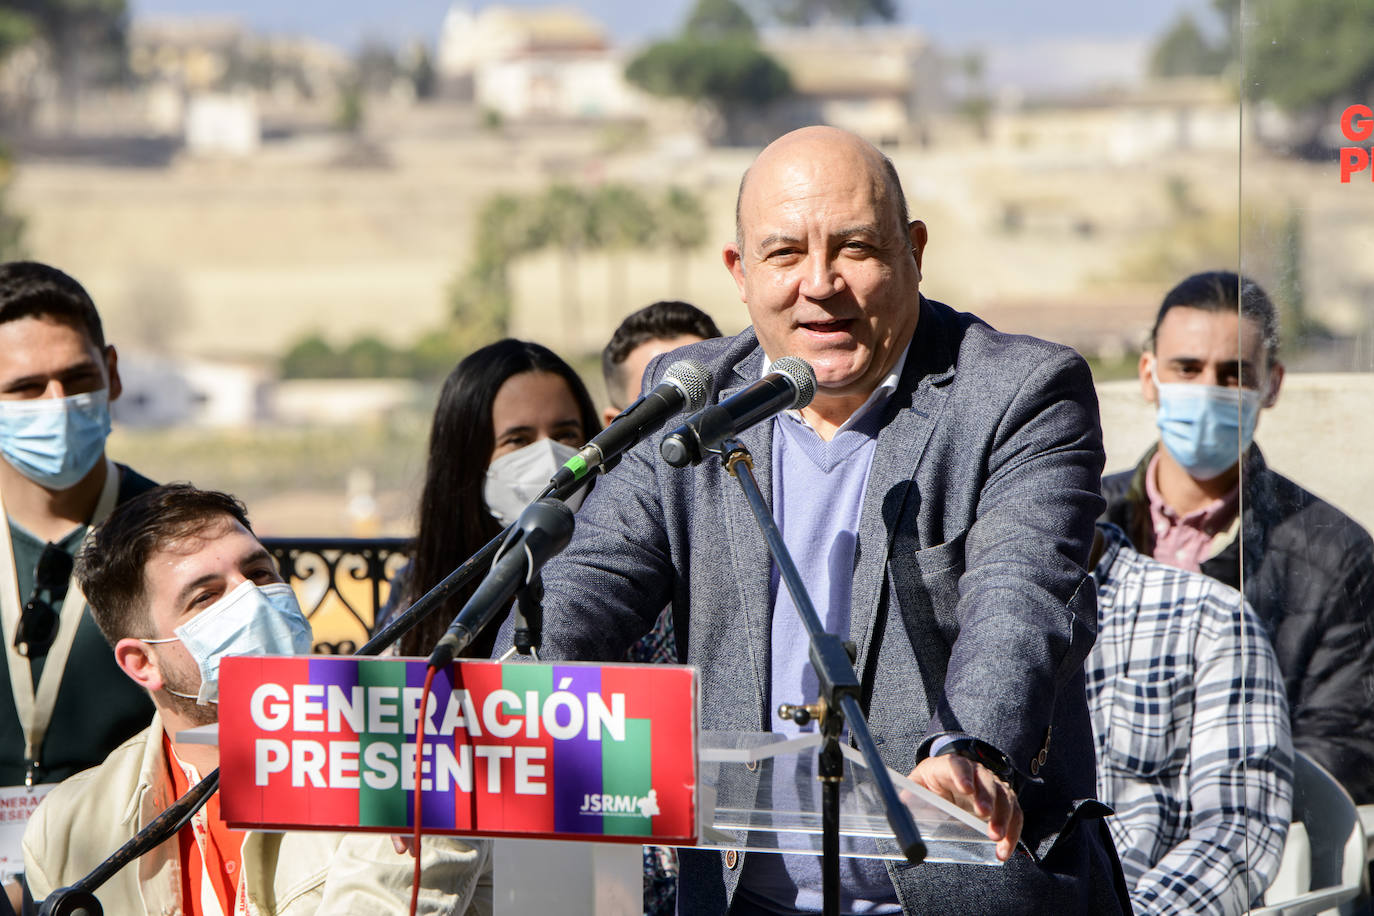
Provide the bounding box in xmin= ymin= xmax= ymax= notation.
xmin=22 ymin=716 xmax=492 ymax=915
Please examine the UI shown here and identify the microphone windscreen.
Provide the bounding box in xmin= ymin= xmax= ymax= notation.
xmin=769 ymin=356 xmax=818 ymax=409
xmin=663 ymin=359 xmax=710 ymax=412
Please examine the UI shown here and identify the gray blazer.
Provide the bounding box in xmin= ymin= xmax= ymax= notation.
xmin=536 ymin=297 xmax=1127 ymax=914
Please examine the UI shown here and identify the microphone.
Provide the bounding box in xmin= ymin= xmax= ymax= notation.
xmin=549 ymin=359 xmax=709 ymax=492
xmin=660 ymin=356 xmax=817 ymax=468
xmin=426 ymin=498 xmax=575 ymax=669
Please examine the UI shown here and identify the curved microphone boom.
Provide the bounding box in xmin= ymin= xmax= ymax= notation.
xmin=549 ymin=359 xmax=709 ymax=492
xmin=426 ymin=498 xmax=576 ymax=670
xmin=660 ymin=356 xmax=817 ymax=468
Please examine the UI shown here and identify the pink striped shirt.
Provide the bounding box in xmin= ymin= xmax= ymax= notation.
xmin=1144 ymin=452 xmax=1240 ymax=572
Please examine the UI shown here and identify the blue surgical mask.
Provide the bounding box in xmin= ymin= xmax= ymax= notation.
xmin=144 ymin=580 xmax=313 ymax=705
xmin=1153 ymin=369 xmax=1261 ymax=481
xmin=0 ymin=390 xmax=111 ymax=489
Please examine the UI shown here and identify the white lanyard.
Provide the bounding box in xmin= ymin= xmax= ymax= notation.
xmin=0 ymin=459 xmax=120 ymax=784
xmin=168 ymin=749 xmax=248 ymax=916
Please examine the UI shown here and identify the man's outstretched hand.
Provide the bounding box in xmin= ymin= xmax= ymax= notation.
xmin=909 ymin=754 xmax=1023 ymax=862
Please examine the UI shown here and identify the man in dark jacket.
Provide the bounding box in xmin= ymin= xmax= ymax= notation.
xmin=1101 ymin=269 xmax=1374 ymax=804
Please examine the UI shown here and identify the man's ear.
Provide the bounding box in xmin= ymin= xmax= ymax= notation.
xmin=104 ymin=344 xmax=122 ymax=402
xmin=1139 ymin=351 xmax=1158 ymax=405
xmin=907 ymin=220 xmax=928 ymax=275
xmin=723 ymin=243 xmax=747 ymax=302
xmin=114 ymin=637 xmax=164 ymax=692
xmin=601 ymin=405 xmax=620 ymax=428
xmin=1262 ymin=361 xmax=1284 ymax=408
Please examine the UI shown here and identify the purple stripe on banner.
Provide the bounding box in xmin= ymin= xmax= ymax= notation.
xmin=409 ymin=661 xmax=456 ymax=830
xmin=310 ymin=656 xmax=359 ymax=703
xmin=553 ymin=665 xmax=604 ymax=834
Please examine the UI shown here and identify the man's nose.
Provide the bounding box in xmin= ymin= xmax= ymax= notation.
xmin=799 ymin=252 xmax=844 ymax=300
xmin=41 ymin=380 xmax=67 ymax=399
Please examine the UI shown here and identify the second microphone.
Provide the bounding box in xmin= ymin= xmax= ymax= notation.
xmin=660 ymin=356 xmax=817 ymax=468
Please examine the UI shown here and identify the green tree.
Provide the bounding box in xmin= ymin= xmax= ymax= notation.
xmin=765 ymin=0 xmax=896 ymax=27
xmin=1150 ymin=13 xmax=1227 ymax=77
xmin=407 ymin=42 xmax=436 ymax=100
xmin=591 ymin=183 xmax=657 ymax=316
xmin=281 ymin=334 xmax=341 ymax=379
xmin=1244 ymin=0 xmax=1374 ymax=114
xmin=658 ymin=185 xmax=708 ymax=297
xmin=685 ymin=0 xmax=756 ymax=38
xmin=9 ymin=0 xmax=128 ymax=108
xmin=0 ymin=10 xmax=36 ymax=60
xmin=336 ymin=80 xmax=364 ymax=134
xmin=342 ymin=336 xmax=401 ymax=377
xmin=954 ymin=51 xmax=992 ymax=141
xmin=530 ymin=184 xmax=598 ymax=340
xmin=625 ymin=38 xmax=791 ymax=144
xmin=354 ymin=41 xmax=400 ymax=94
xmin=446 ymin=192 xmax=537 ymax=352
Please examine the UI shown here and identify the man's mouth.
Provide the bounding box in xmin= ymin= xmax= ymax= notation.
xmin=799 ymin=319 xmax=854 ymax=334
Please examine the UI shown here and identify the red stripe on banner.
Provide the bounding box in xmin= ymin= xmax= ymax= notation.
xmin=602 ymin=664 xmax=697 ymax=842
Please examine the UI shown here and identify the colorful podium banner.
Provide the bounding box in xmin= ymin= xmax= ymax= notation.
xmin=218 ymin=656 xmax=698 ymax=844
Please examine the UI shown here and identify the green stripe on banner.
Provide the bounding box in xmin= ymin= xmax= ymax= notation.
xmin=501 ymin=664 xmax=554 ymax=716
xmin=601 ymin=718 xmax=653 ymax=836
xmin=358 ymin=659 xmax=409 ymax=827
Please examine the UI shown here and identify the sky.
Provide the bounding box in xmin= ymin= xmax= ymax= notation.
xmin=130 ymin=0 xmax=1213 ymax=51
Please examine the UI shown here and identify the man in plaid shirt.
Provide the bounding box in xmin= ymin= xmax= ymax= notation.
xmin=1087 ymin=522 xmax=1293 ymax=916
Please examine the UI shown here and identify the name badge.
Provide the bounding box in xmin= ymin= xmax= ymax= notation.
xmin=0 ymin=784 xmax=53 ymax=880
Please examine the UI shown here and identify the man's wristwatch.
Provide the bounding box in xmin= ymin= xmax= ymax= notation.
xmin=932 ymin=737 xmax=1023 ymax=794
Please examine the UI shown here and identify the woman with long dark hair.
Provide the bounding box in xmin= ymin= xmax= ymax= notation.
xmin=386 ymin=338 xmax=600 ymax=659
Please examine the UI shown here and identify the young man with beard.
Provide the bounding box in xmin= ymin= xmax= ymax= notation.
xmin=22 ymin=484 xmax=491 ymax=915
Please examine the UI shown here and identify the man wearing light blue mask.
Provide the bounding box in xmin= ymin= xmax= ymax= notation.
xmin=22 ymin=483 xmax=490 ymax=914
xmin=0 ymin=262 xmax=157 ymax=903
xmin=1101 ymin=269 xmax=1374 ymax=808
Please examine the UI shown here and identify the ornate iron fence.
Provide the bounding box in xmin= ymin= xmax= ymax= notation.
xmin=262 ymin=537 xmax=410 ymax=654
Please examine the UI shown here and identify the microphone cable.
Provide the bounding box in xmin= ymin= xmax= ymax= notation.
xmin=409 ymin=664 xmax=439 ymax=916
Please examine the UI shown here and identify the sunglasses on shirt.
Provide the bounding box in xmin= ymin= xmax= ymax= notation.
xmin=14 ymin=543 xmax=73 ymax=659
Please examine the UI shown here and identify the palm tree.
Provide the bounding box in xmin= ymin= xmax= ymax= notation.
xmin=532 ymin=184 xmax=597 ymax=343
xmin=658 ymin=186 xmax=708 ymax=298
xmin=592 ymin=184 xmax=657 ymax=329
xmin=448 ymin=192 xmax=534 ymax=348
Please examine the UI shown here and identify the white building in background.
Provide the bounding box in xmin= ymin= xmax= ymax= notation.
xmin=435 ymin=3 xmax=647 ymax=119
xmin=270 ymin=379 xmax=421 ymax=427
xmin=184 ymin=92 xmax=260 ymax=155
xmin=763 ymin=26 xmax=941 ymax=146
xmin=114 ymin=353 xmax=420 ymax=429
xmin=113 ymin=352 xmax=272 ymax=428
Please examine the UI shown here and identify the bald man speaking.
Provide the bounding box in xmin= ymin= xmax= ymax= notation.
xmin=528 ymin=128 xmax=1128 ymax=915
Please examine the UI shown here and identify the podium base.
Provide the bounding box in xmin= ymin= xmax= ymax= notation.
xmin=494 ymin=839 xmax=641 ymax=916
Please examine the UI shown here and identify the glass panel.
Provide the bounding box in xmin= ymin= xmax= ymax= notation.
xmin=1240 ymin=0 xmax=1374 ymax=911
xmin=696 ymin=731 xmax=999 ymax=865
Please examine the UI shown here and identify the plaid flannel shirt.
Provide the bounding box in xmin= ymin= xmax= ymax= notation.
xmin=1087 ymin=523 xmax=1293 ymax=916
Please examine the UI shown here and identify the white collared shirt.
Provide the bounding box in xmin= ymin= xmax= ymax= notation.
xmin=762 ymin=336 xmax=912 ymax=435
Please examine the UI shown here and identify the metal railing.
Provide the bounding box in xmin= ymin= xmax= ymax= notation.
xmin=262 ymin=537 xmax=410 ymax=654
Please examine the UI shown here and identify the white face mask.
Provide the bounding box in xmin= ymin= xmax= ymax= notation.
xmin=484 ymin=438 xmax=584 ymax=525
xmin=144 ymin=580 xmax=313 ymax=705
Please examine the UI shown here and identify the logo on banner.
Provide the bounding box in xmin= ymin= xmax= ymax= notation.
xmin=1339 ymin=105 xmax=1374 ymax=182
xmin=218 ymin=657 xmax=697 ymax=845
xmin=579 ymin=788 xmax=659 ymax=817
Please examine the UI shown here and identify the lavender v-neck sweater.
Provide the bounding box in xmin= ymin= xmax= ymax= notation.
xmin=733 ymin=405 xmax=901 ymax=914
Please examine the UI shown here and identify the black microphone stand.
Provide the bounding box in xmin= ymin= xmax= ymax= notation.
xmin=40 ymin=479 xmax=587 ymax=915
xmin=715 ymin=437 xmax=925 ymax=916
